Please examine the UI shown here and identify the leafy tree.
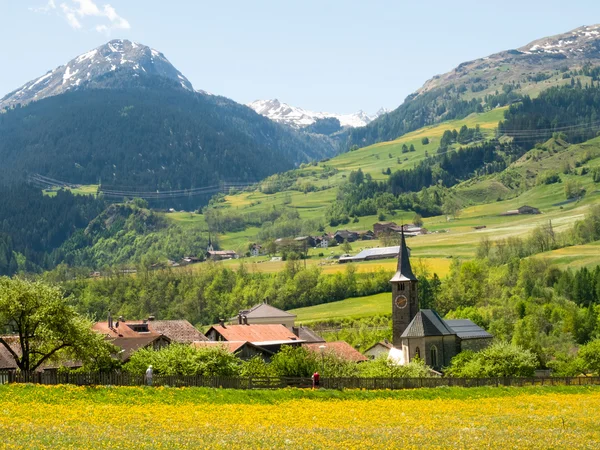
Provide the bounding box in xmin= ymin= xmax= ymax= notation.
xmin=412 ymin=213 xmax=423 ymax=227
xmin=421 ymin=137 xmax=429 ymax=145
xmin=359 ymin=356 xmax=430 ymax=378
xmin=0 ymin=277 xmax=114 ymax=371
xmin=578 ymin=339 xmax=600 ymax=375
xmin=341 ymin=239 xmax=352 ymax=254
xmin=445 ymin=341 xmax=538 ymax=377
xmin=442 ymin=197 xmax=462 ymax=219
xmin=124 ymin=343 xmax=240 ymax=376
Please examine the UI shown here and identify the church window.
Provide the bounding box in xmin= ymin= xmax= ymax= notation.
xmin=430 ymin=345 xmax=438 ymax=367
xmin=400 ymin=283 xmax=405 ymax=291
xmin=415 ymin=347 xmax=420 ymax=358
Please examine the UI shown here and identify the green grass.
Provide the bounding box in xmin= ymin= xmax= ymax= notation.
xmin=290 ymin=292 xmax=391 ymax=323
xmin=43 ymin=184 xmax=99 ymax=197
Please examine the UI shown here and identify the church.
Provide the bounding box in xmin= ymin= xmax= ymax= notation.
xmin=389 ymin=230 xmax=492 ymax=371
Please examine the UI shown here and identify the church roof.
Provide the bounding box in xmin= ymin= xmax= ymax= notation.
xmin=390 ymin=229 xmax=417 ymax=282
xmin=401 ymin=310 xmax=456 ymax=338
xmin=445 ymin=319 xmax=493 ymax=340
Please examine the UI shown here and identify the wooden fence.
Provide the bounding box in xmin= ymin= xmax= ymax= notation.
xmin=1 ymin=371 xmax=599 ymax=390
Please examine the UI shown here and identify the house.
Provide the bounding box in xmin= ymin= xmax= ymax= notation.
xmin=364 ymin=340 xmax=393 ymax=359
xmin=356 ymin=230 xmax=375 ymax=240
xmin=93 ymin=319 xmax=171 ymax=361
xmin=250 ymin=244 xmax=262 ymax=257
xmin=207 ymin=250 xmax=238 ymax=261
xmin=205 ymin=323 xmax=305 ymax=354
xmin=388 ymin=230 xmax=493 ymax=371
xmin=191 ymin=341 xmax=274 ymax=361
xmin=500 ymin=205 xmax=541 ymax=216
xmin=314 ymin=234 xmax=332 ymax=248
xmin=230 ymin=303 xmax=297 ymax=327
xmin=305 ymin=341 xmax=368 ymax=362
xmin=373 ymin=222 xmax=403 ymax=237
xmin=92 ymin=316 xmax=207 ymax=361
xmin=333 ymin=230 xmax=359 ymax=244
xmin=294 ymin=236 xmax=316 ymax=248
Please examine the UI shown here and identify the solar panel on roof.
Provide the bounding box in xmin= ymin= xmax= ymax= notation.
xmin=444 ymin=319 xmax=492 ymax=339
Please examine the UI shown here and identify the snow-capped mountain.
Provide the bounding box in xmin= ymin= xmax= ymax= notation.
xmin=248 ymin=99 xmax=387 ymax=129
xmin=0 ymin=40 xmax=193 ymax=109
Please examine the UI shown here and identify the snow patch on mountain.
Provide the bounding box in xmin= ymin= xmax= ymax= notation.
xmin=0 ymin=39 xmax=193 ymax=110
xmin=248 ymin=99 xmax=387 ymax=129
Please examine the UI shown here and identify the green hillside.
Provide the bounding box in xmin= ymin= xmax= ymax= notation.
xmin=290 ymin=292 xmax=390 ymax=323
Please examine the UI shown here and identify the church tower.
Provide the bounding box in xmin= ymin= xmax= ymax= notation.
xmin=391 ymin=229 xmax=419 ymax=347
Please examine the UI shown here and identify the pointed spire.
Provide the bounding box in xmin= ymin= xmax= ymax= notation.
xmin=391 ymin=226 xmax=417 ymax=281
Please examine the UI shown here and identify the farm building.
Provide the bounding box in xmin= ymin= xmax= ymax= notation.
xmin=250 ymin=244 xmax=262 ymax=257
xmin=388 ymin=230 xmax=493 ymax=371
xmin=373 ymin=222 xmax=403 ymax=237
xmin=207 ymin=250 xmax=238 ymax=260
xmin=338 ymin=245 xmax=409 ymax=264
xmin=500 ymin=205 xmax=541 ymax=216
xmin=333 ymin=230 xmax=359 ymax=243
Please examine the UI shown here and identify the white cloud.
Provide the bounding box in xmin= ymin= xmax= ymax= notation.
xmin=30 ymin=0 xmax=130 ymax=34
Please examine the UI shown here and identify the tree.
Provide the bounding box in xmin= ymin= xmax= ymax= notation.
xmin=412 ymin=213 xmax=423 ymax=227
xmin=442 ymin=197 xmax=462 ymax=219
xmin=341 ymin=239 xmax=352 ymax=254
xmin=0 ymin=277 xmax=115 ymax=372
xmin=421 ymin=137 xmax=429 ymax=145
xmin=578 ymin=339 xmax=600 ymax=375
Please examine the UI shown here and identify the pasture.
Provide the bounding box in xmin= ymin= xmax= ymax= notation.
xmin=1 ymin=384 xmax=598 ymax=449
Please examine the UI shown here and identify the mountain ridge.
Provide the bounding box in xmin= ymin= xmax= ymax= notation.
xmin=248 ymin=98 xmax=387 ymax=129
xmin=0 ymin=39 xmax=193 ymax=110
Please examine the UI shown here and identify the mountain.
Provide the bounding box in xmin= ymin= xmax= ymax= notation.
xmin=0 ymin=40 xmax=336 ymax=204
xmin=0 ymin=40 xmax=193 ymax=110
xmin=347 ymin=24 xmax=600 ymax=149
xmin=248 ymin=99 xmax=387 ymax=129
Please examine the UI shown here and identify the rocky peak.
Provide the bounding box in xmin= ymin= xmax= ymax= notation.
xmin=1 ymin=39 xmax=193 ymax=109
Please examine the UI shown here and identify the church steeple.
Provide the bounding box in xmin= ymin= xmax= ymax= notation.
xmin=390 ymin=226 xmax=419 ymax=347
xmin=391 ymin=228 xmax=417 ymax=282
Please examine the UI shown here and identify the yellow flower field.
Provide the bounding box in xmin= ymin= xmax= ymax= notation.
xmin=0 ymin=385 xmax=599 ymax=449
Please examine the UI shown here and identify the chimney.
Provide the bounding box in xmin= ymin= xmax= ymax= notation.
xmin=242 ymin=315 xmax=248 ymax=325
xmin=292 ymin=326 xmax=300 ymax=337
xmin=238 ymin=313 xmax=243 ymax=325
xmin=147 ymin=315 xmax=155 ymax=321
xmin=219 ymin=319 xmax=225 ymax=328
xmin=107 ymin=310 xmax=113 ymax=329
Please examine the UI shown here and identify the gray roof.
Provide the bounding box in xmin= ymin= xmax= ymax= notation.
xmin=401 ymin=310 xmax=456 ymax=338
xmin=239 ymin=303 xmax=296 ymax=319
xmin=445 ymin=319 xmax=493 ymax=340
xmin=292 ymin=326 xmax=325 ymax=343
xmin=149 ymin=320 xmax=208 ymax=343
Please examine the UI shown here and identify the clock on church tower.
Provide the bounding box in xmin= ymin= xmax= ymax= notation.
xmin=390 ymin=229 xmax=418 ymax=347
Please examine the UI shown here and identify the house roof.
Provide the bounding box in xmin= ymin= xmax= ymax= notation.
xmin=207 ymin=324 xmax=302 ymax=344
xmin=364 ymin=340 xmax=393 ymax=353
xmin=401 ymin=310 xmax=456 ymax=338
xmin=93 ymin=321 xmax=163 ymax=339
xmin=191 ymin=340 xmax=274 ymax=355
xmin=149 ymin=320 xmax=207 ymax=343
xmin=305 ymin=341 xmax=368 ymax=362
xmin=445 ymin=319 xmax=493 ymax=340
xmin=293 ymin=326 xmax=325 ymax=343
xmin=240 ymin=303 xmax=296 ymax=320
xmin=390 ymin=230 xmax=417 ymax=282
xmin=0 ymin=336 xmax=20 ymax=369
xmin=109 ymin=335 xmax=169 ymax=361
xmin=334 ymin=230 xmax=358 ymax=238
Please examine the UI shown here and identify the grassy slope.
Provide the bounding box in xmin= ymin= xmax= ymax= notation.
xmin=164 ymin=108 xmax=600 ymax=277
xmin=290 ymin=292 xmax=390 ymax=323
xmin=1 ymin=384 xmax=599 ymax=449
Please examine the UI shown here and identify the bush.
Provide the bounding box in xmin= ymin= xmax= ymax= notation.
xmin=445 ymin=341 xmax=538 ymax=377
xmin=124 ymin=344 xmax=241 ymax=376
xmin=578 ymin=339 xmax=600 ymax=375
xmin=358 ymin=356 xmax=430 ymax=378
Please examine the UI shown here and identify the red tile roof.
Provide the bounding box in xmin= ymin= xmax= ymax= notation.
xmin=207 ymin=324 xmax=302 ymax=344
xmin=305 ymin=341 xmax=368 ymax=362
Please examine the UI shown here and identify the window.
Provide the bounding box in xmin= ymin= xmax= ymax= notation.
xmin=400 ymin=283 xmax=405 ymax=291
xmin=415 ymin=347 xmax=420 ymax=358
xmin=430 ymin=345 xmax=438 ymax=368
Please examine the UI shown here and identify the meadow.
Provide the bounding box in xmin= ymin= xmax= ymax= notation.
xmin=0 ymin=384 xmax=599 ymax=449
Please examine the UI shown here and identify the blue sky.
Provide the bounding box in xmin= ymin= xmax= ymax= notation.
xmin=1 ymin=0 xmax=600 ymax=113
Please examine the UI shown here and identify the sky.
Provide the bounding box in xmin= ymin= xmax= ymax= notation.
xmin=1 ymin=0 xmax=600 ymax=114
